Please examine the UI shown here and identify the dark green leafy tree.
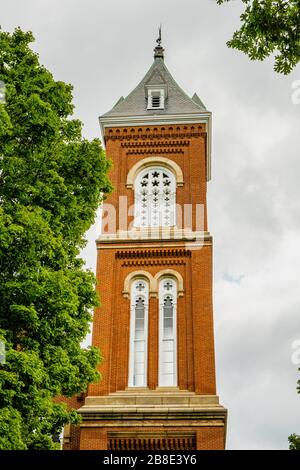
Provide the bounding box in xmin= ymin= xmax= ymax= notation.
xmin=288 ymin=373 xmax=300 ymax=450
xmin=0 ymin=28 xmax=111 ymax=449
xmin=289 ymin=433 xmax=300 ymax=450
xmin=215 ymin=0 xmax=300 ymax=74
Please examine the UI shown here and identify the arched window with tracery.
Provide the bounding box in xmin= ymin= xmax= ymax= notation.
xmin=128 ymin=279 xmax=149 ymax=387
xmin=134 ymin=167 xmax=176 ymax=227
xmin=159 ymin=278 xmax=177 ymax=386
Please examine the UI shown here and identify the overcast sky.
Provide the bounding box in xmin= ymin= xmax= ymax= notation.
xmin=2 ymin=0 xmax=300 ymax=450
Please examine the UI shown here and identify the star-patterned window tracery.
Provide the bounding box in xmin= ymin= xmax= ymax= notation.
xmin=134 ymin=167 xmax=176 ymax=227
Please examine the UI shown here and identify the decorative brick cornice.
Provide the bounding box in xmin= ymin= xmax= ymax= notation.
xmin=127 ymin=148 xmax=184 ymax=155
xmin=116 ymin=249 xmax=191 ymax=259
xmin=108 ymin=434 xmax=196 ymax=451
xmin=121 ymin=260 xmax=186 ymax=267
xmin=99 ymin=114 xmax=212 ymax=181
xmin=105 ymin=132 xmax=206 ymax=142
xmin=121 ymin=140 xmax=190 ymax=148
xmin=123 ymin=140 xmax=190 ymax=156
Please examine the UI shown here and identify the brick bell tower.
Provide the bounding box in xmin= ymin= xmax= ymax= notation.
xmin=66 ymin=32 xmax=227 ymax=451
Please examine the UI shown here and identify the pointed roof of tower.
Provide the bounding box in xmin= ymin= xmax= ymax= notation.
xmin=101 ymin=32 xmax=207 ymax=119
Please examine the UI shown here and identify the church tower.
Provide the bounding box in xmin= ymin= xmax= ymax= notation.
xmin=67 ymin=33 xmax=227 ymax=451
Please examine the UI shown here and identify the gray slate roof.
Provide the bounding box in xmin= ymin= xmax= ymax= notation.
xmin=101 ymin=57 xmax=207 ymax=118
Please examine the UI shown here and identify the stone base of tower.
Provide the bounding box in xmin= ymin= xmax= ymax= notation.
xmin=64 ymin=389 xmax=227 ymax=450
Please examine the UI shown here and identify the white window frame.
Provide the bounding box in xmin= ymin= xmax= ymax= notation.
xmin=128 ymin=279 xmax=149 ymax=387
xmin=134 ymin=166 xmax=176 ymax=228
xmin=147 ymin=89 xmax=165 ymax=109
xmin=159 ymin=278 xmax=177 ymax=387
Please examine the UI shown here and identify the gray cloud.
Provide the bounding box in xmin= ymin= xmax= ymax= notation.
xmin=2 ymin=0 xmax=300 ymax=449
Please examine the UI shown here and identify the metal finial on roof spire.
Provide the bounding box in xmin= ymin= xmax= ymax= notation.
xmin=154 ymin=24 xmax=164 ymax=59
xmin=157 ymin=24 xmax=162 ymax=46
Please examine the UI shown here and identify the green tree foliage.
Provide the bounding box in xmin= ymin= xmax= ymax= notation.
xmin=0 ymin=28 xmax=112 ymax=449
xmin=288 ymin=374 xmax=300 ymax=450
xmin=288 ymin=433 xmax=300 ymax=450
xmin=216 ymin=0 xmax=300 ymax=74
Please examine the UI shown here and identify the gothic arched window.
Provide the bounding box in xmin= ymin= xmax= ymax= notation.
xmin=159 ymin=278 xmax=177 ymax=386
xmin=128 ymin=279 xmax=149 ymax=387
xmin=134 ymin=167 xmax=176 ymax=227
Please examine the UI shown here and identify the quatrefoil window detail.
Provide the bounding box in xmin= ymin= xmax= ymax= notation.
xmin=164 ymin=281 xmax=173 ymax=291
xmin=136 ymin=282 xmax=146 ymax=292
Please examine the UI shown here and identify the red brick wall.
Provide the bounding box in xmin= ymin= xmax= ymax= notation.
xmin=102 ymin=125 xmax=208 ymax=234
xmin=60 ymin=123 xmax=226 ymax=451
xmin=79 ymin=425 xmax=225 ymax=450
xmin=196 ymin=427 xmax=225 ymax=450
xmin=88 ymin=124 xmax=216 ymax=396
xmin=80 ymin=429 xmax=108 ymax=450
xmin=89 ymin=244 xmax=216 ymax=396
